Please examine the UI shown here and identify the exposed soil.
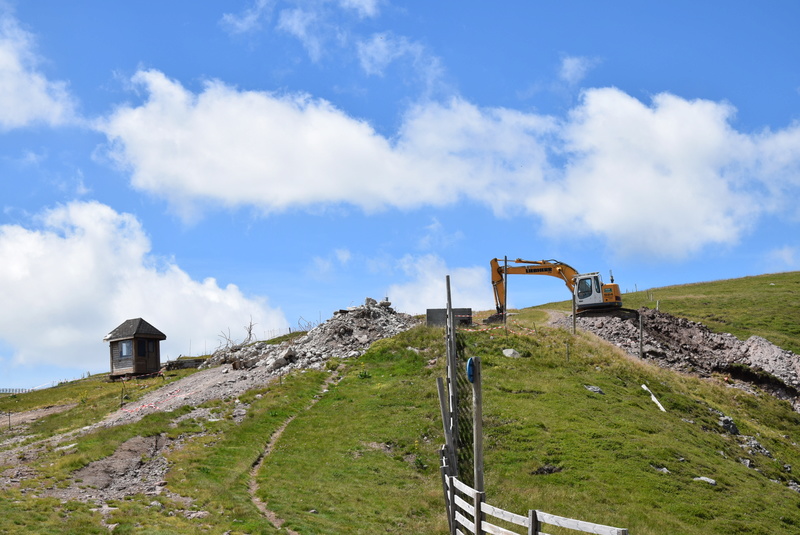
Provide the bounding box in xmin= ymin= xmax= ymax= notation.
xmin=41 ymin=434 xmax=179 ymax=503
xmin=4 ymin=403 xmax=77 ymax=428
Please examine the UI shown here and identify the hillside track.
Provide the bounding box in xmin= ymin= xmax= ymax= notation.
xmin=248 ymin=370 xmax=341 ymax=533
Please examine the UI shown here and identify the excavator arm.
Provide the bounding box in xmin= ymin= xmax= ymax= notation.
xmin=491 ymin=258 xmax=581 ymax=313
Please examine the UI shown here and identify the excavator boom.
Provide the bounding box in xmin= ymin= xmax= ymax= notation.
xmin=488 ymin=257 xmax=623 ymax=322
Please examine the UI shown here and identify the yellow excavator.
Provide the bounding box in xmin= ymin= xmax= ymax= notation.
xmin=486 ymin=258 xmax=628 ymax=323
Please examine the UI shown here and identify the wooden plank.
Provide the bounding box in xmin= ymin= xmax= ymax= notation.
xmin=455 ymin=511 xmax=476 ymax=534
xmin=453 ymin=477 xmax=475 ymax=495
xmin=537 ymin=511 xmax=627 ymax=535
xmin=455 ymin=494 xmax=474 ymax=515
xmin=441 ymin=463 xmax=453 ymax=535
xmin=483 ymin=503 xmax=528 ymax=527
xmin=482 ymin=520 xmax=522 ymax=535
xmin=438 ymin=377 xmax=454 ymax=452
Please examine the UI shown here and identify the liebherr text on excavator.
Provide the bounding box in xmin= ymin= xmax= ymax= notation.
xmin=487 ymin=258 xmax=631 ymax=323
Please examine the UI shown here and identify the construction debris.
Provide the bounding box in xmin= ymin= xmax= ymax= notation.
xmin=559 ymin=308 xmax=800 ymax=411
xmin=203 ymin=297 xmax=418 ymax=372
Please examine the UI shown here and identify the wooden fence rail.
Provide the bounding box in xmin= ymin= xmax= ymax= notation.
xmin=442 ymin=451 xmax=627 ymax=535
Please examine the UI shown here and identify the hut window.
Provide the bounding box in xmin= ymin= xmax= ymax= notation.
xmin=137 ymin=340 xmax=147 ymax=357
xmin=148 ymin=340 xmax=155 ymax=353
xmin=120 ymin=340 xmax=133 ymax=358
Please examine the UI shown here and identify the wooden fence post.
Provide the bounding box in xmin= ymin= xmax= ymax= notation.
xmin=528 ymin=510 xmax=540 ymax=535
xmin=440 ymin=450 xmax=453 ymax=535
xmin=639 ymin=313 xmax=643 ymax=359
xmin=437 ymin=377 xmax=456 ymax=472
xmin=474 ymin=489 xmax=485 ymax=535
xmin=572 ymin=294 xmax=577 ymax=334
xmin=448 ymin=476 xmax=457 ymax=535
xmin=504 ymin=256 xmax=508 ymax=336
xmin=445 ymin=275 xmax=459 ymax=479
xmin=472 ymin=356 xmax=484 ymax=494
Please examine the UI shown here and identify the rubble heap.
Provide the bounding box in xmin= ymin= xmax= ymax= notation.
xmin=202 ymin=297 xmax=418 ymax=373
xmin=561 ymin=308 xmax=800 ymax=410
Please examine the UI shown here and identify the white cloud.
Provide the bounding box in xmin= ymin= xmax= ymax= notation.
xmin=0 ymin=201 xmax=287 ymax=372
xmin=418 ymin=218 xmax=463 ymax=251
xmin=559 ymin=55 xmax=599 ymax=86
xmin=387 ymin=254 xmax=494 ymax=315
xmin=0 ymin=11 xmax=76 ymax=130
xmin=220 ymin=0 xmax=274 ymax=34
xmin=277 ymin=7 xmax=325 ymax=62
xmin=767 ymin=245 xmax=798 ymax=269
xmin=749 ymin=122 xmax=800 ymax=216
xmin=357 ymin=32 xmax=417 ymax=76
xmin=98 ymin=70 xmax=553 ymax=220
xmin=97 ymin=71 xmax=800 ymax=260
xmin=528 ymin=88 xmax=763 ymax=257
xmin=357 ymin=32 xmax=446 ymax=94
xmin=339 ymin=0 xmax=380 ymax=18
xmin=335 ymin=248 xmax=352 ymax=264
xmin=308 ymin=248 xmax=352 ymax=279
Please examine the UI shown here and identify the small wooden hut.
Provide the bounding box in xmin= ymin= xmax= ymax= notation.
xmin=104 ymin=318 xmax=166 ymax=378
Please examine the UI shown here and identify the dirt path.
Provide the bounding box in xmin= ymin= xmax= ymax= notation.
xmin=3 ymin=403 xmax=77 ymax=428
xmin=543 ymin=309 xmax=567 ymax=326
xmin=248 ymin=372 xmax=340 ymax=534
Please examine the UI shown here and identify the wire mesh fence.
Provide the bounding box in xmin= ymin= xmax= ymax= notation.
xmin=453 ymin=332 xmax=475 ymax=488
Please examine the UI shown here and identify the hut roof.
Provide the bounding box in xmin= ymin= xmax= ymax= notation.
xmin=104 ymin=318 xmax=167 ymax=343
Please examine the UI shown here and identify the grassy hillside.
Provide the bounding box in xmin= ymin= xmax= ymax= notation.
xmin=2 ymin=273 xmax=800 ymax=533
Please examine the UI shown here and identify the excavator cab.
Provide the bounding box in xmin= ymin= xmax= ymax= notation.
xmin=574 ymin=272 xmax=622 ymax=311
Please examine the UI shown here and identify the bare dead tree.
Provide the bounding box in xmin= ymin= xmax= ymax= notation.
xmin=297 ymin=316 xmax=318 ymax=332
xmin=217 ymin=327 xmax=235 ymax=350
xmin=243 ymin=316 xmax=257 ymax=345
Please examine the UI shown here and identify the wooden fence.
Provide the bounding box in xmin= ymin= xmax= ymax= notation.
xmin=0 ymin=388 xmax=31 ymax=394
xmin=441 ymin=449 xmax=627 ymax=535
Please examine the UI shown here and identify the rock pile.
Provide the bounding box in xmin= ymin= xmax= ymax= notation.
xmin=202 ymin=297 xmax=418 ymax=373
xmin=560 ymin=308 xmax=800 ymax=410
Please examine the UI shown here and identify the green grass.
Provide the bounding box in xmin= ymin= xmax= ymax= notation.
xmin=2 ymin=273 xmax=800 ymax=533
xmin=253 ymin=321 xmax=800 ymax=534
xmin=462 ymin=325 xmax=800 ymax=534
xmin=162 ymin=369 xmax=329 ymax=534
xmin=0 ymin=370 xmax=200 ymax=446
xmin=255 ymin=326 xmax=448 ymax=534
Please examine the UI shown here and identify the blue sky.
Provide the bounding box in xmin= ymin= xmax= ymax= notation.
xmin=1 ymin=1 xmax=799 ymax=389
